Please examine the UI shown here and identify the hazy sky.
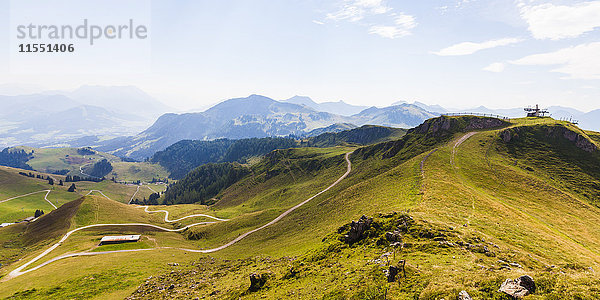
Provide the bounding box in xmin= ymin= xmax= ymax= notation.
xmin=1 ymin=0 xmax=599 ymax=111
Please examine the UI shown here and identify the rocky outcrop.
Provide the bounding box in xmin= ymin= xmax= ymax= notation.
xmin=385 ymin=230 xmax=403 ymax=243
xmin=248 ymin=273 xmax=270 ymax=292
xmin=562 ymin=128 xmax=597 ymax=152
xmin=500 ymin=125 xmax=597 ymax=152
xmin=498 ymin=275 xmax=536 ymax=298
xmin=343 ymin=215 xmax=373 ymax=244
xmin=500 ymin=129 xmax=513 ymax=143
xmin=412 ymin=116 xmax=508 ymax=136
xmin=465 ymin=118 xmax=507 ymax=130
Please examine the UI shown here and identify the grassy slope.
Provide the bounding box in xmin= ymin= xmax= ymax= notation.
xmin=13 ymin=146 xmax=119 ymax=174
xmin=2 ymin=117 xmax=600 ymax=299
xmin=0 ymin=166 xmax=80 ymax=223
xmin=0 ymin=195 xmax=213 ymax=299
xmin=132 ymin=117 xmax=600 ymax=299
xmin=109 ymin=162 xmax=169 ymax=182
xmin=10 ymin=146 xmax=168 ymax=183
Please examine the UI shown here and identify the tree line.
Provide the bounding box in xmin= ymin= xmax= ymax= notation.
xmin=150 ymin=137 xmax=298 ymax=179
xmin=160 ymin=162 xmax=250 ymax=205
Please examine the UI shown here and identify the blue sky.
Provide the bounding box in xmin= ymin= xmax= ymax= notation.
xmin=1 ymin=0 xmax=599 ymax=111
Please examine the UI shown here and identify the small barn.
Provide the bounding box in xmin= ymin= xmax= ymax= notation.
xmin=99 ymin=235 xmax=141 ymax=245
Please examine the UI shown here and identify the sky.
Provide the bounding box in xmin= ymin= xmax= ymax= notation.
xmin=0 ymin=0 xmax=599 ymax=111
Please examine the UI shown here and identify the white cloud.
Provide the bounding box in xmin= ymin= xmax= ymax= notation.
xmin=312 ymin=20 xmax=325 ymax=25
xmin=394 ymin=13 xmax=416 ymax=29
xmin=519 ymin=1 xmax=600 ymax=40
xmin=326 ymin=0 xmax=392 ymax=22
xmin=326 ymin=1 xmax=416 ymax=39
xmin=433 ymin=38 xmax=523 ymax=56
xmin=483 ymin=62 xmax=505 ymax=72
xmin=510 ymin=42 xmax=600 ymax=79
xmin=369 ymin=13 xmax=416 ymax=39
xmin=369 ymin=25 xmax=404 ymax=39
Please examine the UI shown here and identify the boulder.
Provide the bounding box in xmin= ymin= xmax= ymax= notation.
xmin=248 ymin=273 xmax=269 ymax=292
xmin=343 ymin=215 xmax=373 ymax=244
xmin=458 ymin=290 xmax=472 ymax=300
xmin=498 ymin=275 xmax=536 ymax=298
xmin=385 ymin=230 xmax=403 ymax=242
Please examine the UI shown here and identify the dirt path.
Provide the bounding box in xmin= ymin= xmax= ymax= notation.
xmin=43 ymin=190 xmax=57 ymax=209
xmin=0 ymin=190 xmax=51 ymax=204
xmin=128 ymin=185 xmax=141 ymax=204
xmin=146 ymin=185 xmax=158 ymax=194
xmin=5 ymin=221 xmax=217 ymax=279
xmin=450 ymin=132 xmax=477 ymax=226
xmin=187 ymin=151 xmax=353 ymax=253
xmin=4 ymin=151 xmax=354 ymax=279
xmin=85 ymin=190 xmax=112 ymax=200
xmin=141 ymin=206 xmax=229 ymax=222
xmin=451 ymin=132 xmax=476 ymax=168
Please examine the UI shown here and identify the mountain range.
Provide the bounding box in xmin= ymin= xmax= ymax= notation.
xmin=2 ymin=85 xmax=598 ymax=161
xmin=96 ymin=94 xmax=437 ymax=160
xmin=282 ymin=96 xmax=368 ymax=116
xmin=0 ymin=86 xmax=172 ymax=148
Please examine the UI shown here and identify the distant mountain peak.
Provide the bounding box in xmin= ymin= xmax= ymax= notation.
xmin=283 ymin=95 xmax=318 ymax=107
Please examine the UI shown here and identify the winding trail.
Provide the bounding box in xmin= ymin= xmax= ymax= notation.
xmin=0 ymin=189 xmax=56 ymax=210
xmin=6 ymin=221 xmax=217 ymax=279
xmin=43 ymin=190 xmax=57 ymax=209
xmin=451 ymin=132 xmax=476 ymax=168
xmin=4 ymin=151 xmax=354 ymax=279
xmin=450 ymin=132 xmax=477 ymax=226
xmin=0 ymin=190 xmax=51 ymax=204
xmin=185 ymin=151 xmax=353 ymax=253
xmin=146 ymin=185 xmax=158 ymax=194
xmin=85 ymin=190 xmax=112 ymax=200
xmin=79 ymin=165 xmax=100 ymax=179
xmin=141 ymin=206 xmax=228 ymax=222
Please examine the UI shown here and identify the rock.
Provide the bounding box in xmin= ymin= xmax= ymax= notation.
xmin=500 ymin=130 xmax=512 ymax=142
xmin=343 ymin=215 xmax=373 ymax=244
xmin=458 ymin=290 xmax=472 ymax=300
xmin=562 ymin=128 xmax=597 ymax=152
xmin=385 ymin=230 xmax=403 ymax=242
xmin=248 ymin=273 xmax=269 ymax=292
xmin=390 ymin=241 xmax=403 ymax=248
xmin=498 ymin=275 xmax=536 ymax=298
xmin=387 ymin=265 xmax=399 ymax=282
xmin=509 ymin=262 xmax=522 ymax=268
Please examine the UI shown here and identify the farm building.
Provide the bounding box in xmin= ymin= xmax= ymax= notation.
xmin=99 ymin=235 xmax=141 ymax=245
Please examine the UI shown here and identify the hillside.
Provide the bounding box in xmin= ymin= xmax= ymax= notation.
xmin=1 ymin=116 xmax=600 ymax=299
xmin=151 ymin=137 xmax=297 ymax=179
xmin=134 ymin=116 xmax=600 ymax=299
xmin=0 ymin=166 xmax=80 ymax=223
xmin=305 ymin=125 xmax=407 ymax=147
xmin=0 ymin=146 xmax=168 ymax=183
xmin=151 ymin=125 xmax=405 ymax=180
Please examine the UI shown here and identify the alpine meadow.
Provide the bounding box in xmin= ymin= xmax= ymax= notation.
xmin=2 ymin=1 xmax=600 ymax=299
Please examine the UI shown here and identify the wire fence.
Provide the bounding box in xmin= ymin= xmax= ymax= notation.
xmin=442 ymin=112 xmax=511 ymax=120
xmin=557 ymin=117 xmax=579 ymax=125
